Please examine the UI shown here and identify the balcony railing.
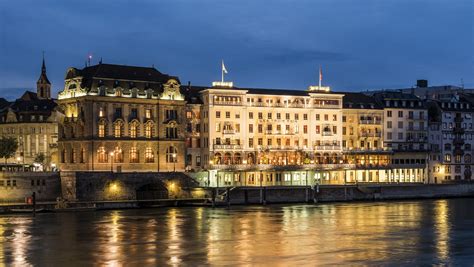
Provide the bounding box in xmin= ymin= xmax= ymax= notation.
xmin=315 ymin=145 xmax=341 ymax=151
xmin=213 ymin=144 xmax=242 ymax=150
xmin=214 ymin=101 xmax=243 ymax=106
xmin=223 ymin=129 xmax=236 ymax=134
xmin=209 ymin=163 xmax=355 ymax=171
xmin=360 ymin=119 xmax=382 ymax=125
xmin=360 ymin=132 xmax=382 ymax=138
xmin=322 ymin=131 xmax=333 ymax=136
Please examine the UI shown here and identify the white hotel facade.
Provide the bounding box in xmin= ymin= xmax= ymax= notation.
xmin=185 ymin=82 xmax=428 ymax=187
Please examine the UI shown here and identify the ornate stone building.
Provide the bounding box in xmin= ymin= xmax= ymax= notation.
xmin=0 ymin=58 xmax=60 ymax=170
xmin=57 ymin=63 xmax=186 ymax=172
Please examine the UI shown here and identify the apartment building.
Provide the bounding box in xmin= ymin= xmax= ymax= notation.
xmin=371 ymin=91 xmax=428 ymax=183
xmin=0 ymin=59 xmax=61 ymax=170
xmin=428 ymin=94 xmax=474 ymax=183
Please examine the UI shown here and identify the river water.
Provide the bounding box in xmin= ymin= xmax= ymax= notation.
xmin=1 ymin=198 xmax=473 ymax=266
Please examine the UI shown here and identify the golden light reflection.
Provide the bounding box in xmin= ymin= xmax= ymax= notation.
xmin=434 ymin=200 xmax=450 ymax=262
xmin=166 ymin=208 xmax=183 ymax=266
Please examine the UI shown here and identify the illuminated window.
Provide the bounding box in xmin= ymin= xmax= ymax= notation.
xmin=145 ymin=109 xmax=152 ymax=119
xmin=97 ymin=147 xmax=107 ymax=163
xmin=114 ymin=147 xmax=123 ymax=163
xmin=130 ymin=147 xmax=139 ymax=163
xmin=145 ymin=147 xmax=154 ymax=163
xmin=99 ymin=107 xmax=104 ymax=117
xmin=114 ymin=121 xmax=123 ymax=138
xmin=130 ymin=122 xmax=138 ymax=138
xmin=444 ymin=153 xmax=451 ymax=162
xmin=145 ymin=122 xmax=153 ymax=138
xmin=166 ymin=146 xmax=178 ymax=163
xmin=98 ymin=121 xmax=106 ymax=137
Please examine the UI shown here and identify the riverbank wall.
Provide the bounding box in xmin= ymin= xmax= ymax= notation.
xmin=216 ymin=183 xmax=474 ymax=205
xmin=0 ymin=172 xmax=60 ymax=203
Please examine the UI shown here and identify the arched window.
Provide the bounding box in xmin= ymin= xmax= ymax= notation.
xmin=114 ymin=121 xmax=123 ymax=138
xmin=145 ymin=147 xmax=154 ymax=163
xmin=166 ymin=122 xmax=178 ymax=139
xmin=145 ymin=122 xmax=153 ymax=138
xmin=444 ymin=153 xmax=451 ymax=162
xmin=224 ymin=152 xmax=231 ymax=165
xmin=113 ymin=147 xmax=123 ymax=163
xmin=130 ymin=147 xmax=139 ymax=163
xmin=455 ymin=154 xmax=462 ymax=163
xmin=98 ymin=120 xmax=106 ymax=137
xmin=97 ymin=146 xmax=107 ymax=163
xmin=130 ymin=121 xmax=138 ymax=138
xmin=214 ymin=153 xmax=222 ymax=164
xmin=465 ymin=154 xmax=471 ymax=163
xmin=166 ymin=146 xmax=178 ymax=163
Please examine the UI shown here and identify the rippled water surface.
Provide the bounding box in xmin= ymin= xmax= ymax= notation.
xmin=1 ymin=198 xmax=474 ymax=265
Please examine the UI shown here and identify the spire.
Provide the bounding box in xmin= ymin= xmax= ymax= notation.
xmin=42 ymin=51 xmax=46 ymax=73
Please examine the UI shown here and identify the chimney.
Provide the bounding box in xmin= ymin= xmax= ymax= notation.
xmin=416 ymin=79 xmax=428 ymax=88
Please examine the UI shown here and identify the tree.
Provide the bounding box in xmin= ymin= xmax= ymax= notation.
xmin=0 ymin=137 xmax=18 ymax=164
xmin=34 ymin=153 xmax=45 ymax=165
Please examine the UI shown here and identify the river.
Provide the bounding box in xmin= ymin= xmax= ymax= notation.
xmin=1 ymin=198 xmax=473 ymax=265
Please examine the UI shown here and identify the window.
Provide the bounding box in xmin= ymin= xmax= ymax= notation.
xmin=444 ymin=153 xmax=451 ymax=162
xmin=216 ymin=111 xmax=221 ymax=118
xmin=398 ymin=121 xmax=403 ymax=129
xmin=387 ymin=111 xmax=392 ymax=117
xmin=145 ymin=147 xmax=154 ymax=163
xmin=98 ymin=121 xmax=106 ymax=137
xmin=249 ymin=124 xmax=253 ymax=133
xmin=303 ymin=125 xmax=308 ymax=134
xmin=130 ymin=147 xmax=139 ymax=163
xmin=226 ymin=112 xmax=230 ymax=119
xmin=333 ymin=115 xmax=337 ymax=121
xmin=80 ymin=148 xmax=85 ymax=163
xmin=145 ymin=122 xmax=153 ymax=138
xmin=249 ymin=138 xmax=254 ymax=147
xmin=130 ymin=108 xmax=138 ymax=119
xmin=398 ymin=111 xmax=403 ymax=118
xmin=145 ymin=109 xmax=152 ymax=119
xmin=249 ymin=112 xmax=253 ymax=119
xmin=97 ymin=147 xmax=107 ymax=163
xmin=166 ymin=124 xmax=178 ymax=138
xmin=316 ymin=114 xmax=320 ymax=120
xmin=114 ymin=121 xmax=123 ymax=137
xmin=166 ymin=146 xmax=178 ymax=163
xmin=113 ymin=147 xmax=123 ymax=163
xmin=115 ymin=108 xmax=123 ymax=118
xmin=130 ymin=122 xmax=138 ymax=138
xmin=387 ymin=121 xmax=392 ymax=129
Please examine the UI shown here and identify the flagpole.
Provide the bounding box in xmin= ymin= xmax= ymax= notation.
xmin=319 ymin=65 xmax=322 ymax=89
xmin=221 ymin=60 xmax=224 ymax=83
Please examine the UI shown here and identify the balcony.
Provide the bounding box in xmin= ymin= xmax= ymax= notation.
xmin=360 ymin=132 xmax=382 ymax=138
xmin=322 ymin=131 xmax=333 ymax=136
xmin=223 ymin=129 xmax=236 ymax=135
xmin=360 ymin=119 xmax=382 ymax=125
xmin=343 ymin=147 xmax=393 ymax=154
xmin=315 ymin=145 xmax=341 ymax=151
xmin=214 ymin=101 xmax=243 ymax=106
xmin=209 ymin=163 xmax=355 ymax=171
xmin=407 ymin=126 xmax=427 ymax=131
xmin=213 ymin=144 xmax=242 ymax=150
xmin=406 ymin=137 xmax=428 ymax=143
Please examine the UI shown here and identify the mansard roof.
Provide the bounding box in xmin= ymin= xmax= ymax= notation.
xmin=0 ymin=91 xmax=57 ymax=124
xmin=66 ymin=63 xmax=178 ymax=83
xmin=342 ymin=92 xmax=382 ymax=109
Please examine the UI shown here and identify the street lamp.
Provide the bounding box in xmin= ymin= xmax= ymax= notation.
xmin=172 ymin=153 xmax=177 ymax=172
xmin=110 ymin=152 xmax=114 ymax=172
xmin=16 ymin=156 xmax=21 ymax=172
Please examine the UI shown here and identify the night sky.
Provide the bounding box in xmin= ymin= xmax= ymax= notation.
xmin=0 ymin=0 xmax=472 ymax=99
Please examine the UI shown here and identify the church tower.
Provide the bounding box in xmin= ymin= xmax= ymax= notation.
xmin=37 ymin=55 xmax=51 ymax=99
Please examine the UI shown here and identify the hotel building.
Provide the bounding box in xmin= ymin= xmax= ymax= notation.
xmin=57 ymin=63 xmax=186 ymax=172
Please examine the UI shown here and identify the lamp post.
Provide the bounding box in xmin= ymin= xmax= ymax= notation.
xmin=110 ymin=152 xmax=114 ymax=172
xmin=172 ymin=153 xmax=177 ymax=172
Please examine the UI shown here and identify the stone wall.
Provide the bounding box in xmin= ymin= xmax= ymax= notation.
xmin=220 ymin=183 xmax=474 ymax=204
xmin=60 ymin=171 xmax=199 ymax=201
xmin=0 ymin=172 xmax=61 ymax=203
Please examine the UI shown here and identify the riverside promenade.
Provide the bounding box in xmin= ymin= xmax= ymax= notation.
xmin=1 ymin=183 xmax=473 ymax=213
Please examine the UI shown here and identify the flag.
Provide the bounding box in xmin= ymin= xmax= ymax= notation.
xmin=222 ymin=60 xmax=228 ymax=74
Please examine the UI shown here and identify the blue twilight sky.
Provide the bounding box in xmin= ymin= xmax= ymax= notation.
xmin=0 ymin=0 xmax=473 ymax=100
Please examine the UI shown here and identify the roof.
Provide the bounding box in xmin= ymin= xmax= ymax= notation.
xmin=341 ymin=92 xmax=382 ymax=109
xmin=66 ymin=63 xmax=177 ymax=83
xmin=0 ymin=91 xmax=57 ymax=124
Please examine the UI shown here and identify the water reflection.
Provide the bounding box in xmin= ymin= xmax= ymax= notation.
xmin=0 ymin=198 xmax=473 ymax=265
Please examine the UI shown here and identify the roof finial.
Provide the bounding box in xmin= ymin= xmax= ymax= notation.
xmin=99 ymin=57 xmax=103 ymax=64
xmin=41 ymin=51 xmax=46 ymax=73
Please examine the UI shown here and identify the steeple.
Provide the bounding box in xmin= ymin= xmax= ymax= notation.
xmin=37 ymin=53 xmax=51 ymax=99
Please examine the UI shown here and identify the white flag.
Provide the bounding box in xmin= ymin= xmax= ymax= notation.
xmin=222 ymin=60 xmax=228 ymax=74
